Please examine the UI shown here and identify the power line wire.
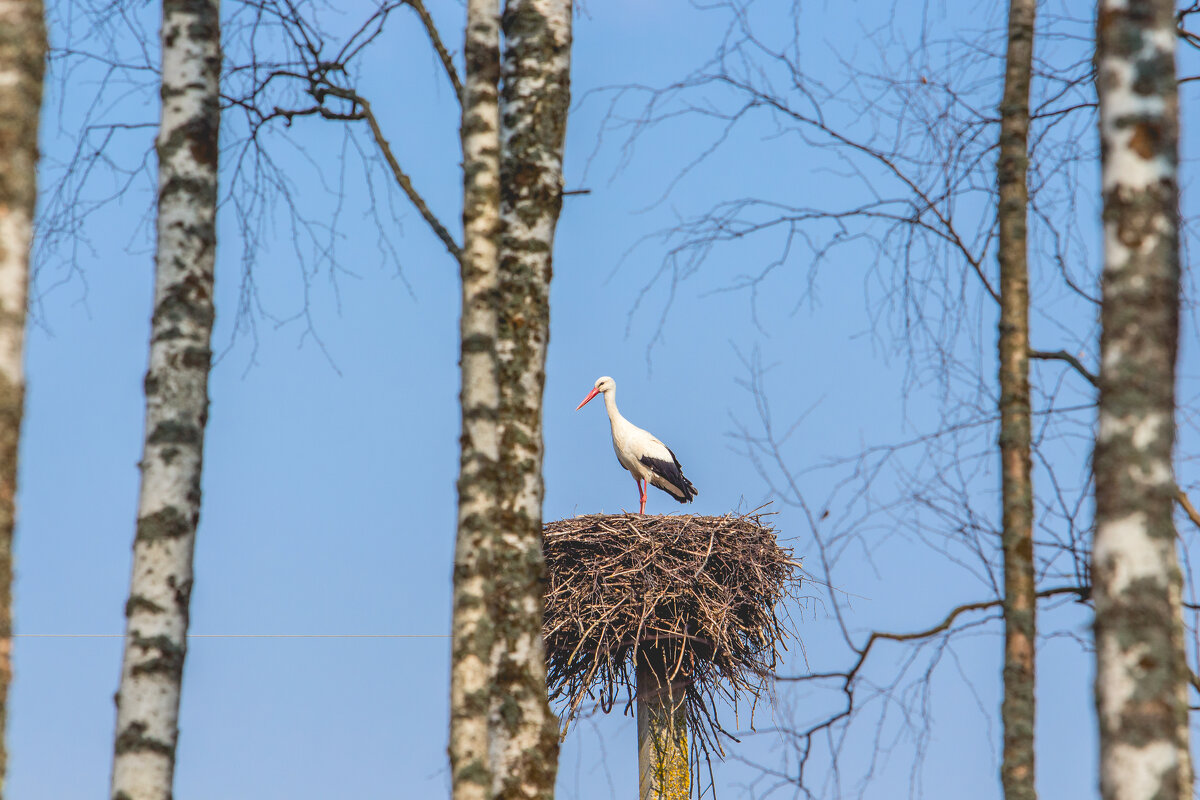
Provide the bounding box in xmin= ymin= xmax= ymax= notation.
xmin=14 ymin=633 xmax=450 ymax=639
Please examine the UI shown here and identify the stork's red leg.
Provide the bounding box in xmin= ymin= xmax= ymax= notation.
xmin=639 ymin=480 xmax=647 ymax=515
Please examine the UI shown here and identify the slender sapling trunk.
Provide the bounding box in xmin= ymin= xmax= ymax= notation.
xmin=996 ymin=1 xmax=1037 ymax=798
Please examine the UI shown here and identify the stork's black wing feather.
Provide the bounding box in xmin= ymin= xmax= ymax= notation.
xmin=640 ymin=447 xmax=698 ymax=503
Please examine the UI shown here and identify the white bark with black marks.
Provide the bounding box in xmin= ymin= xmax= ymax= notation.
xmin=111 ymin=0 xmax=220 ymax=797
xmin=0 ymin=0 xmax=44 ymax=792
xmin=1094 ymin=2 xmax=1191 ymax=799
xmin=450 ymin=2 xmax=502 ymax=799
xmin=489 ymin=0 xmax=571 ymax=796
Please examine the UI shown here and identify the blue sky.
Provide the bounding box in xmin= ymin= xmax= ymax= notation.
xmin=9 ymin=0 xmax=1200 ymax=798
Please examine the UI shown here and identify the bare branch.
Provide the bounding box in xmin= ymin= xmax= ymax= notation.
xmin=1029 ymin=348 xmax=1099 ymax=387
xmin=778 ymin=586 xmax=1085 ymax=685
xmin=405 ymin=0 xmax=462 ymax=101
xmin=220 ymin=1 xmax=464 ymax=265
xmin=320 ymin=85 xmax=462 ymax=262
xmin=1175 ymin=485 xmax=1200 ymax=534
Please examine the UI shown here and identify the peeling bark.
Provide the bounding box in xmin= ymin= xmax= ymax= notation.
xmin=996 ymin=1 xmax=1037 ymax=798
xmin=489 ymin=1 xmax=571 ymax=797
xmin=1093 ymin=2 xmax=1192 ymax=799
xmin=0 ymin=0 xmax=44 ymax=793
xmin=110 ymin=1 xmax=220 ymax=798
xmin=451 ymin=2 xmax=503 ymax=799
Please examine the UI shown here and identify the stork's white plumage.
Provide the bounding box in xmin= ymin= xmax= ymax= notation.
xmin=575 ymin=376 xmax=698 ymax=514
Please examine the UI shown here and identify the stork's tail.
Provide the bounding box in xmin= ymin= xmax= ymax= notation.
xmin=672 ymin=475 xmax=698 ymax=504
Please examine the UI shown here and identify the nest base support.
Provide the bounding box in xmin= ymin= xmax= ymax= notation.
xmin=637 ymin=655 xmax=689 ymax=800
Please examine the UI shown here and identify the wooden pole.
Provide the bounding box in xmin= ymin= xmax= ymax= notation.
xmin=636 ymin=649 xmax=689 ymax=800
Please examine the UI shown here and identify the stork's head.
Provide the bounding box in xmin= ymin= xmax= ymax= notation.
xmin=575 ymin=376 xmax=615 ymax=410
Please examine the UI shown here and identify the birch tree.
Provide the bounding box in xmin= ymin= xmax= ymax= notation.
xmin=450 ymin=2 xmax=504 ymax=798
xmin=996 ymin=1 xmax=1037 ymax=798
xmin=490 ymin=1 xmax=571 ymax=797
xmin=109 ymin=0 xmax=220 ymax=797
xmin=0 ymin=0 xmax=45 ymax=793
xmin=448 ymin=2 xmax=572 ymax=795
xmin=52 ymin=1 xmax=568 ymax=792
xmin=1093 ymin=1 xmax=1192 ymax=799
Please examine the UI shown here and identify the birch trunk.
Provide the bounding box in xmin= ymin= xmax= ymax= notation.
xmin=996 ymin=1 xmax=1036 ymax=798
xmin=1093 ymin=2 xmax=1192 ymax=798
xmin=489 ymin=1 xmax=571 ymax=796
xmin=0 ymin=0 xmax=45 ymax=793
xmin=110 ymin=0 xmax=220 ymax=797
xmin=450 ymin=1 xmax=502 ymax=798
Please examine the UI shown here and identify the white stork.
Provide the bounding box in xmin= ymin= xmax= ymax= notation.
xmin=575 ymin=375 xmax=698 ymax=514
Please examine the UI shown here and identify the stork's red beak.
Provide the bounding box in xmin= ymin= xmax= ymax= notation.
xmin=575 ymin=387 xmax=600 ymax=411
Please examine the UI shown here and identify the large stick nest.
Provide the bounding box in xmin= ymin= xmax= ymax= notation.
xmin=543 ymin=510 xmax=801 ymax=752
